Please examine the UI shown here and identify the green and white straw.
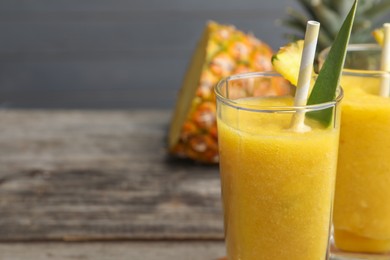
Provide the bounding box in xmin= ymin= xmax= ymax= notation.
xmin=290 ymin=21 xmax=320 ymax=132
xmin=380 ymin=23 xmax=390 ymax=97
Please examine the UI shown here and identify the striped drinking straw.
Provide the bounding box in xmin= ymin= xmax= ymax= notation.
xmin=290 ymin=21 xmax=320 ymax=132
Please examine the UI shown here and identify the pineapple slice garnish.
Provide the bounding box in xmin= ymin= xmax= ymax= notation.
xmin=373 ymin=27 xmax=384 ymax=46
xmin=271 ymin=40 xmax=304 ymax=86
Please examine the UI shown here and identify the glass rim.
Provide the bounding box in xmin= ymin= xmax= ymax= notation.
xmin=319 ymin=43 xmax=390 ymax=77
xmin=321 ymin=43 xmax=381 ymax=53
xmin=214 ymin=71 xmax=343 ymax=113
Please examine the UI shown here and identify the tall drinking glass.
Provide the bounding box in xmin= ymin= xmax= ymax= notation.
xmin=320 ymin=44 xmax=390 ymax=258
xmin=215 ymin=72 xmax=342 ymax=260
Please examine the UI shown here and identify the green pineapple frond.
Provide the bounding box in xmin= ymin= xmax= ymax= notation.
xmin=280 ymin=8 xmax=307 ymax=31
xmin=362 ymin=1 xmax=390 ymax=20
xmin=281 ymin=0 xmax=390 ymax=51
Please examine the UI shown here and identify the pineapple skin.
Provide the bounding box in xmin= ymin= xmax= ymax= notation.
xmin=168 ymin=21 xmax=290 ymax=164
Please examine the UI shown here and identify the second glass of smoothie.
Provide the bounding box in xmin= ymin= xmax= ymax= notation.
xmin=320 ymin=44 xmax=390 ymax=257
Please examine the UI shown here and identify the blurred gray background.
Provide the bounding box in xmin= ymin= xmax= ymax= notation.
xmin=0 ymin=0 xmax=388 ymax=109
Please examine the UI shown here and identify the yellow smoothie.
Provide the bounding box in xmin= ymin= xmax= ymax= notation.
xmin=217 ymin=96 xmax=339 ymax=260
xmin=333 ymin=74 xmax=390 ymax=253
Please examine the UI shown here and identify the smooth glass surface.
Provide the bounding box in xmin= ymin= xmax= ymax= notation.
xmin=321 ymin=44 xmax=390 ymax=258
xmin=215 ymin=72 xmax=342 ymax=260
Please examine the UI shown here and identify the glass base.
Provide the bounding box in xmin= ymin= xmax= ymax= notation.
xmin=330 ymin=244 xmax=390 ymax=260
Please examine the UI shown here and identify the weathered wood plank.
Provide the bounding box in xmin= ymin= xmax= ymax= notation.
xmin=0 ymin=110 xmax=223 ymax=241
xmin=1 ymin=241 xmax=389 ymax=260
xmin=0 ymin=241 xmax=226 ymax=260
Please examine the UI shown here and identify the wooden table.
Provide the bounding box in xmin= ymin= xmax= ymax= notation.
xmin=0 ymin=110 xmax=225 ymax=259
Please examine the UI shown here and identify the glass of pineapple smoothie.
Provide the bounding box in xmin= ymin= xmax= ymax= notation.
xmin=215 ymin=71 xmax=342 ymax=260
xmin=320 ymin=44 xmax=390 ymax=257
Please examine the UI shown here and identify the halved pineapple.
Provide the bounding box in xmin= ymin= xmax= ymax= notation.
xmin=168 ymin=21 xmax=291 ymax=164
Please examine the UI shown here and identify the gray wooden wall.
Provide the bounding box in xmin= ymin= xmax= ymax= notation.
xmin=0 ymin=0 xmax=386 ymax=109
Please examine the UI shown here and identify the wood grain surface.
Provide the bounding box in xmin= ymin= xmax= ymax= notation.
xmin=0 ymin=241 xmax=226 ymax=260
xmin=0 ymin=109 xmax=222 ymax=241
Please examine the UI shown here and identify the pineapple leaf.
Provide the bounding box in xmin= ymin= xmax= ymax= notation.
xmin=312 ymin=3 xmax=342 ymax=38
xmin=353 ymin=20 xmax=371 ymax=31
xmin=282 ymin=11 xmax=333 ymax=51
xmin=283 ymin=33 xmax=302 ymax=43
xmin=280 ymin=18 xmax=307 ymax=32
xmin=350 ymin=28 xmax=374 ymax=43
xmin=281 ymin=0 xmax=389 ymax=51
xmin=363 ymin=1 xmax=390 ymax=20
xmin=297 ymin=0 xmax=318 ymax=21
xmin=286 ymin=7 xmax=309 ymax=25
xmin=318 ymin=32 xmax=333 ymax=52
xmin=331 ymin=0 xmax=351 ymax=17
xmin=307 ymin=0 xmax=358 ymax=126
